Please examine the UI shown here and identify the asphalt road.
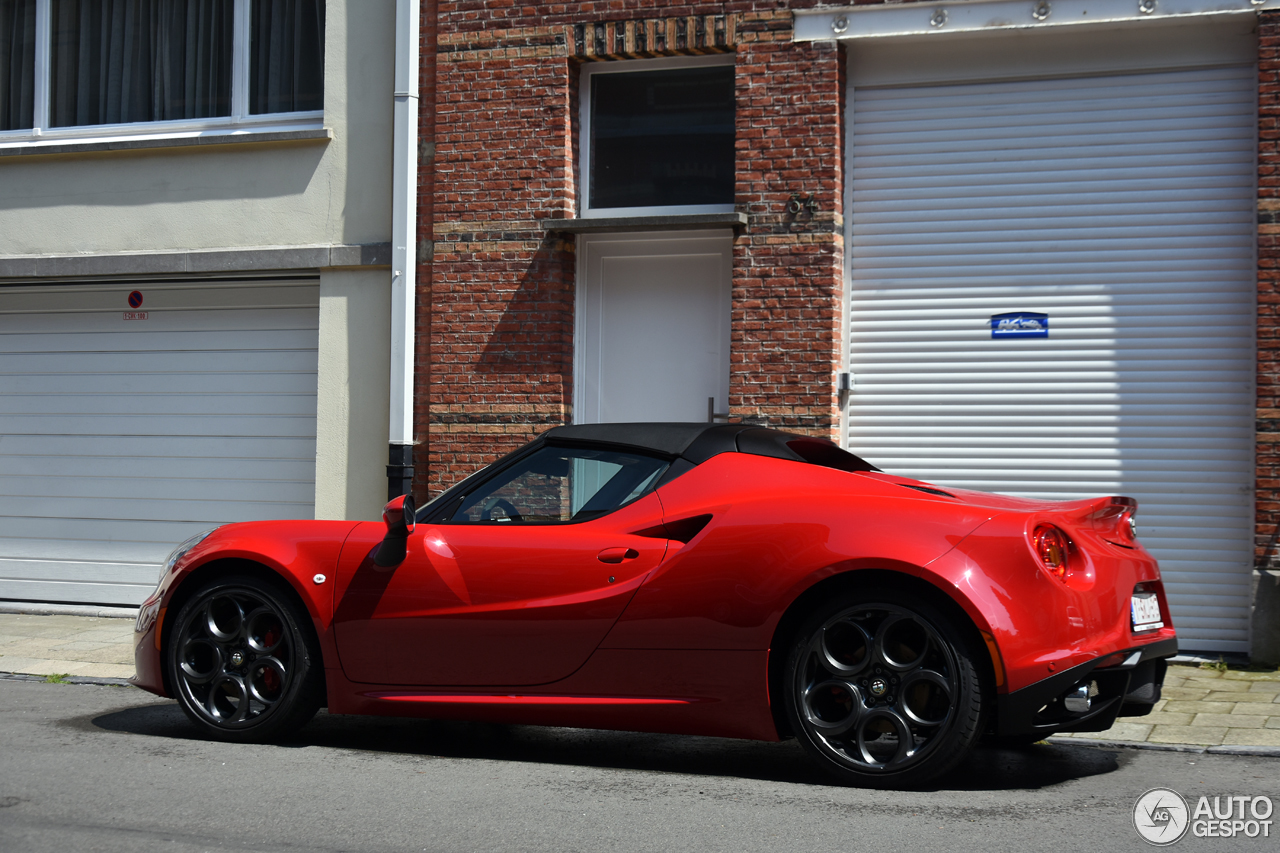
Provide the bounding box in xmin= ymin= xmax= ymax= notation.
xmin=1 ymin=680 xmax=1278 ymax=853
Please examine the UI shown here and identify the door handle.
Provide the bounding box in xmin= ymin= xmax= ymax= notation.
xmin=597 ymin=547 xmax=639 ymax=564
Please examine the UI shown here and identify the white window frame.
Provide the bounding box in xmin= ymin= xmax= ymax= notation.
xmin=578 ymin=54 xmax=736 ymax=219
xmin=0 ymin=0 xmax=323 ymax=151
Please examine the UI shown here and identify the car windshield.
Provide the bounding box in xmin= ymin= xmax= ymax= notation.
xmin=447 ymin=445 xmax=670 ymax=524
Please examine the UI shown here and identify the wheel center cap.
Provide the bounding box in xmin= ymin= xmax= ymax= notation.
xmin=869 ymin=677 xmax=888 ymax=697
xmin=229 ymin=651 xmax=245 ymax=667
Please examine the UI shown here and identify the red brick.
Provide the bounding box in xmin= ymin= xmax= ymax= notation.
xmin=416 ymin=3 xmax=841 ymax=496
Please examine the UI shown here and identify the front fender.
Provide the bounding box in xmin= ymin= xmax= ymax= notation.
xmin=132 ymin=520 xmax=361 ymax=697
xmin=165 ymin=521 xmax=362 ymax=624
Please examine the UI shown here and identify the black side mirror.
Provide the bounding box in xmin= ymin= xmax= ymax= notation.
xmin=373 ymin=494 xmax=416 ymax=567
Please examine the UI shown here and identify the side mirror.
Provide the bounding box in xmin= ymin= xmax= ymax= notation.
xmin=373 ymin=494 xmax=416 ymax=567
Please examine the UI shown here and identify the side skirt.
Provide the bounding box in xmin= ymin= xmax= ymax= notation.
xmin=324 ymin=648 xmax=779 ymax=741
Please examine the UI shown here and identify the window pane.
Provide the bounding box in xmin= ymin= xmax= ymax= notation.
xmin=250 ymin=0 xmax=323 ymax=114
xmin=0 ymin=0 xmax=36 ymax=130
xmin=50 ymin=0 xmax=233 ymax=128
xmin=590 ymin=65 xmax=734 ymax=210
xmin=451 ymin=446 xmax=670 ymax=524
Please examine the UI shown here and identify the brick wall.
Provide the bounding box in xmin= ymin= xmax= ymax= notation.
xmin=413 ymin=0 xmax=438 ymax=502
xmin=422 ymin=12 xmax=578 ymax=498
xmin=732 ymin=30 xmax=843 ymax=432
xmin=1258 ymin=11 xmax=1280 ymax=570
xmin=416 ymin=2 xmax=845 ymax=497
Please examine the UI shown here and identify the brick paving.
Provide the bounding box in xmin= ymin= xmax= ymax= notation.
xmin=1053 ymin=663 xmax=1280 ymax=748
xmin=2 ymin=613 xmax=1278 ymax=750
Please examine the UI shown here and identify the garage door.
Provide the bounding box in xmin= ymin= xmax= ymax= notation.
xmin=847 ymin=60 xmax=1256 ymax=652
xmin=0 ymin=277 xmax=319 ymax=606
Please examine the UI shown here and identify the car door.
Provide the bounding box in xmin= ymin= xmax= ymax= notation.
xmin=332 ymin=444 xmax=671 ymax=686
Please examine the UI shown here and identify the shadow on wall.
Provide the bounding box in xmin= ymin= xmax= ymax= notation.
xmin=477 ymin=234 xmax=576 ymax=375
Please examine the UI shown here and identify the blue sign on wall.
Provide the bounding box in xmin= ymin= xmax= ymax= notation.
xmin=990 ymin=312 xmax=1048 ymax=339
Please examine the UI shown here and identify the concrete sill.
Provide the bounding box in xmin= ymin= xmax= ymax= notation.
xmin=540 ymin=212 xmax=748 ymax=233
xmin=0 ymin=128 xmax=332 ymax=158
xmin=0 ymin=243 xmax=391 ymax=278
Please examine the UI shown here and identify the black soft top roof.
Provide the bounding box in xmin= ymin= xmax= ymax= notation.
xmin=541 ymin=423 xmax=878 ymax=471
xmin=542 ymin=423 xmax=737 ymax=458
xmin=417 ymin=423 xmax=879 ymax=522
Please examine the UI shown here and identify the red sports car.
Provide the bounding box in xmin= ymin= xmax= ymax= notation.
xmin=132 ymin=423 xmax=1176 ymax=787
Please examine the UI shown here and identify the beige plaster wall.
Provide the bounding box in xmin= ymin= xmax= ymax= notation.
xmin=0 ymin=0 xmax=393 ymax=255
xmin=314 ymin=268 xmax=390 ymax=522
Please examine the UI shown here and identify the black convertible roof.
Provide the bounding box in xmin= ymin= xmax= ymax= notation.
xmin=541 ymin=423 xmax=878 ymax=472
xmin=542 ymin=422 xmax=737 ymax=458
xmin=417 ymin=423 xmax=880 ymax=522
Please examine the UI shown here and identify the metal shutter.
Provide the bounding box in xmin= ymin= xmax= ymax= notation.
xmin=847 ymin=66 xmax=1257 ymax=652
xmin=0 ymin=278 xmax=319 ymax=606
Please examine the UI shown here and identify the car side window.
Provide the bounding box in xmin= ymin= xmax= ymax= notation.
xmin=449 ymin=446 xmax=670 ymax=524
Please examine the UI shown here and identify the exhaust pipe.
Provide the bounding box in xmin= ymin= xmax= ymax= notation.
xmin=1063 ymin=683 xmax=1092 ymax=713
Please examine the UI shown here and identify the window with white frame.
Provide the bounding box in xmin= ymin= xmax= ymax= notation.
xmin=0 ymin=0 xmax=322 ymax=142
xmin=579 ymin=55 xmax=735 ymax=218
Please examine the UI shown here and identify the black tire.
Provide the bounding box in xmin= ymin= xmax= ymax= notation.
xmin=166 ymin=574 xmax=324 ymax=742
xmin=783 ymin=587 xmax=987 ymax=788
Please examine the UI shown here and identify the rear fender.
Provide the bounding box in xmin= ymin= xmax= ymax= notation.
xmin=606 ymin=454 xmax=999 ymax=649
xmin=926 ymin=511 xmax=1166 ymax=694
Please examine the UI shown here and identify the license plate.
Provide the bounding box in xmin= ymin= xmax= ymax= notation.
xmin=1131 ymin=592 xmax=1163 ymax=632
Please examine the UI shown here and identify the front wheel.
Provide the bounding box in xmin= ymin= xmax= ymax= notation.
xmin=783 ymin=589 xmax=987 ymax=788
xmin=166 ymin=575 xmax=324 ymax=742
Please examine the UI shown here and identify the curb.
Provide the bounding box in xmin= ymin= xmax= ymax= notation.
xmin=1169 ymin=652 xmax=1251 ymax=665
xmin=0 ymin=671 xmax=134 ymax=687
xmin=1048 ymin=736 xmax=1280 ymax=758
xmin=0 ymin=601 xmax=138 ymax=619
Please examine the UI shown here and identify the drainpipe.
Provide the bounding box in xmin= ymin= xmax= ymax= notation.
xmin=388 ymin=0 xmax=420 ymax=500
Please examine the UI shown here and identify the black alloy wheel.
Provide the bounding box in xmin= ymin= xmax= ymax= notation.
xmin=166 ymin=575 xmax=324 ymax=742
xmin=784 ymin=590 xmax=986 ymax=788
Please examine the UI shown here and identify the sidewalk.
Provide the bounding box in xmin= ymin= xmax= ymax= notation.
xmin=1 ymin=611 xmax=1278 ymax=752
xmin=0 ymin=612 xmax=135 ymax=681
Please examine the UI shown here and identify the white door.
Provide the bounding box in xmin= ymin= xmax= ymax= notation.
xmin=0 ymin=278 xmax=320 ymax=606
xmin=846 ymin=59 xmax=1257 ymax=652
xmin=576 ymin=231 xmax=731 ymax=424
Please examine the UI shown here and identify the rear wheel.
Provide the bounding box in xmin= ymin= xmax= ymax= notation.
xmin=783 ymin=589 xmax=987 ymax=788
xmin=166 ymin=575 xmax=323 ymax=742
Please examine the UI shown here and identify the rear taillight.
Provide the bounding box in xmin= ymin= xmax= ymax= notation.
xmin=1032 ymin=524 xmax=1071 ymax=579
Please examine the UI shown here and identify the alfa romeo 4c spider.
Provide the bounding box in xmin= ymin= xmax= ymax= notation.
xmin=132 ymin=423 xmax=1177 ymax=787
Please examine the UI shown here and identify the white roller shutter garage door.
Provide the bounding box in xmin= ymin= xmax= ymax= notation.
xmin=0 ymin=278 xmax=319 ymax=606
xmin=847 ymin=59 xmax=1256 ymax=651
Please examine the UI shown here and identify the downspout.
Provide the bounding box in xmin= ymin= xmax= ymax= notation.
xmin=388 ymin=0 xmax=420 ymax=500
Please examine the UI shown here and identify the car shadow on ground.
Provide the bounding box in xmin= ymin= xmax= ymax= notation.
xmin=88 ymin=701 xmax=1124 ymax=792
